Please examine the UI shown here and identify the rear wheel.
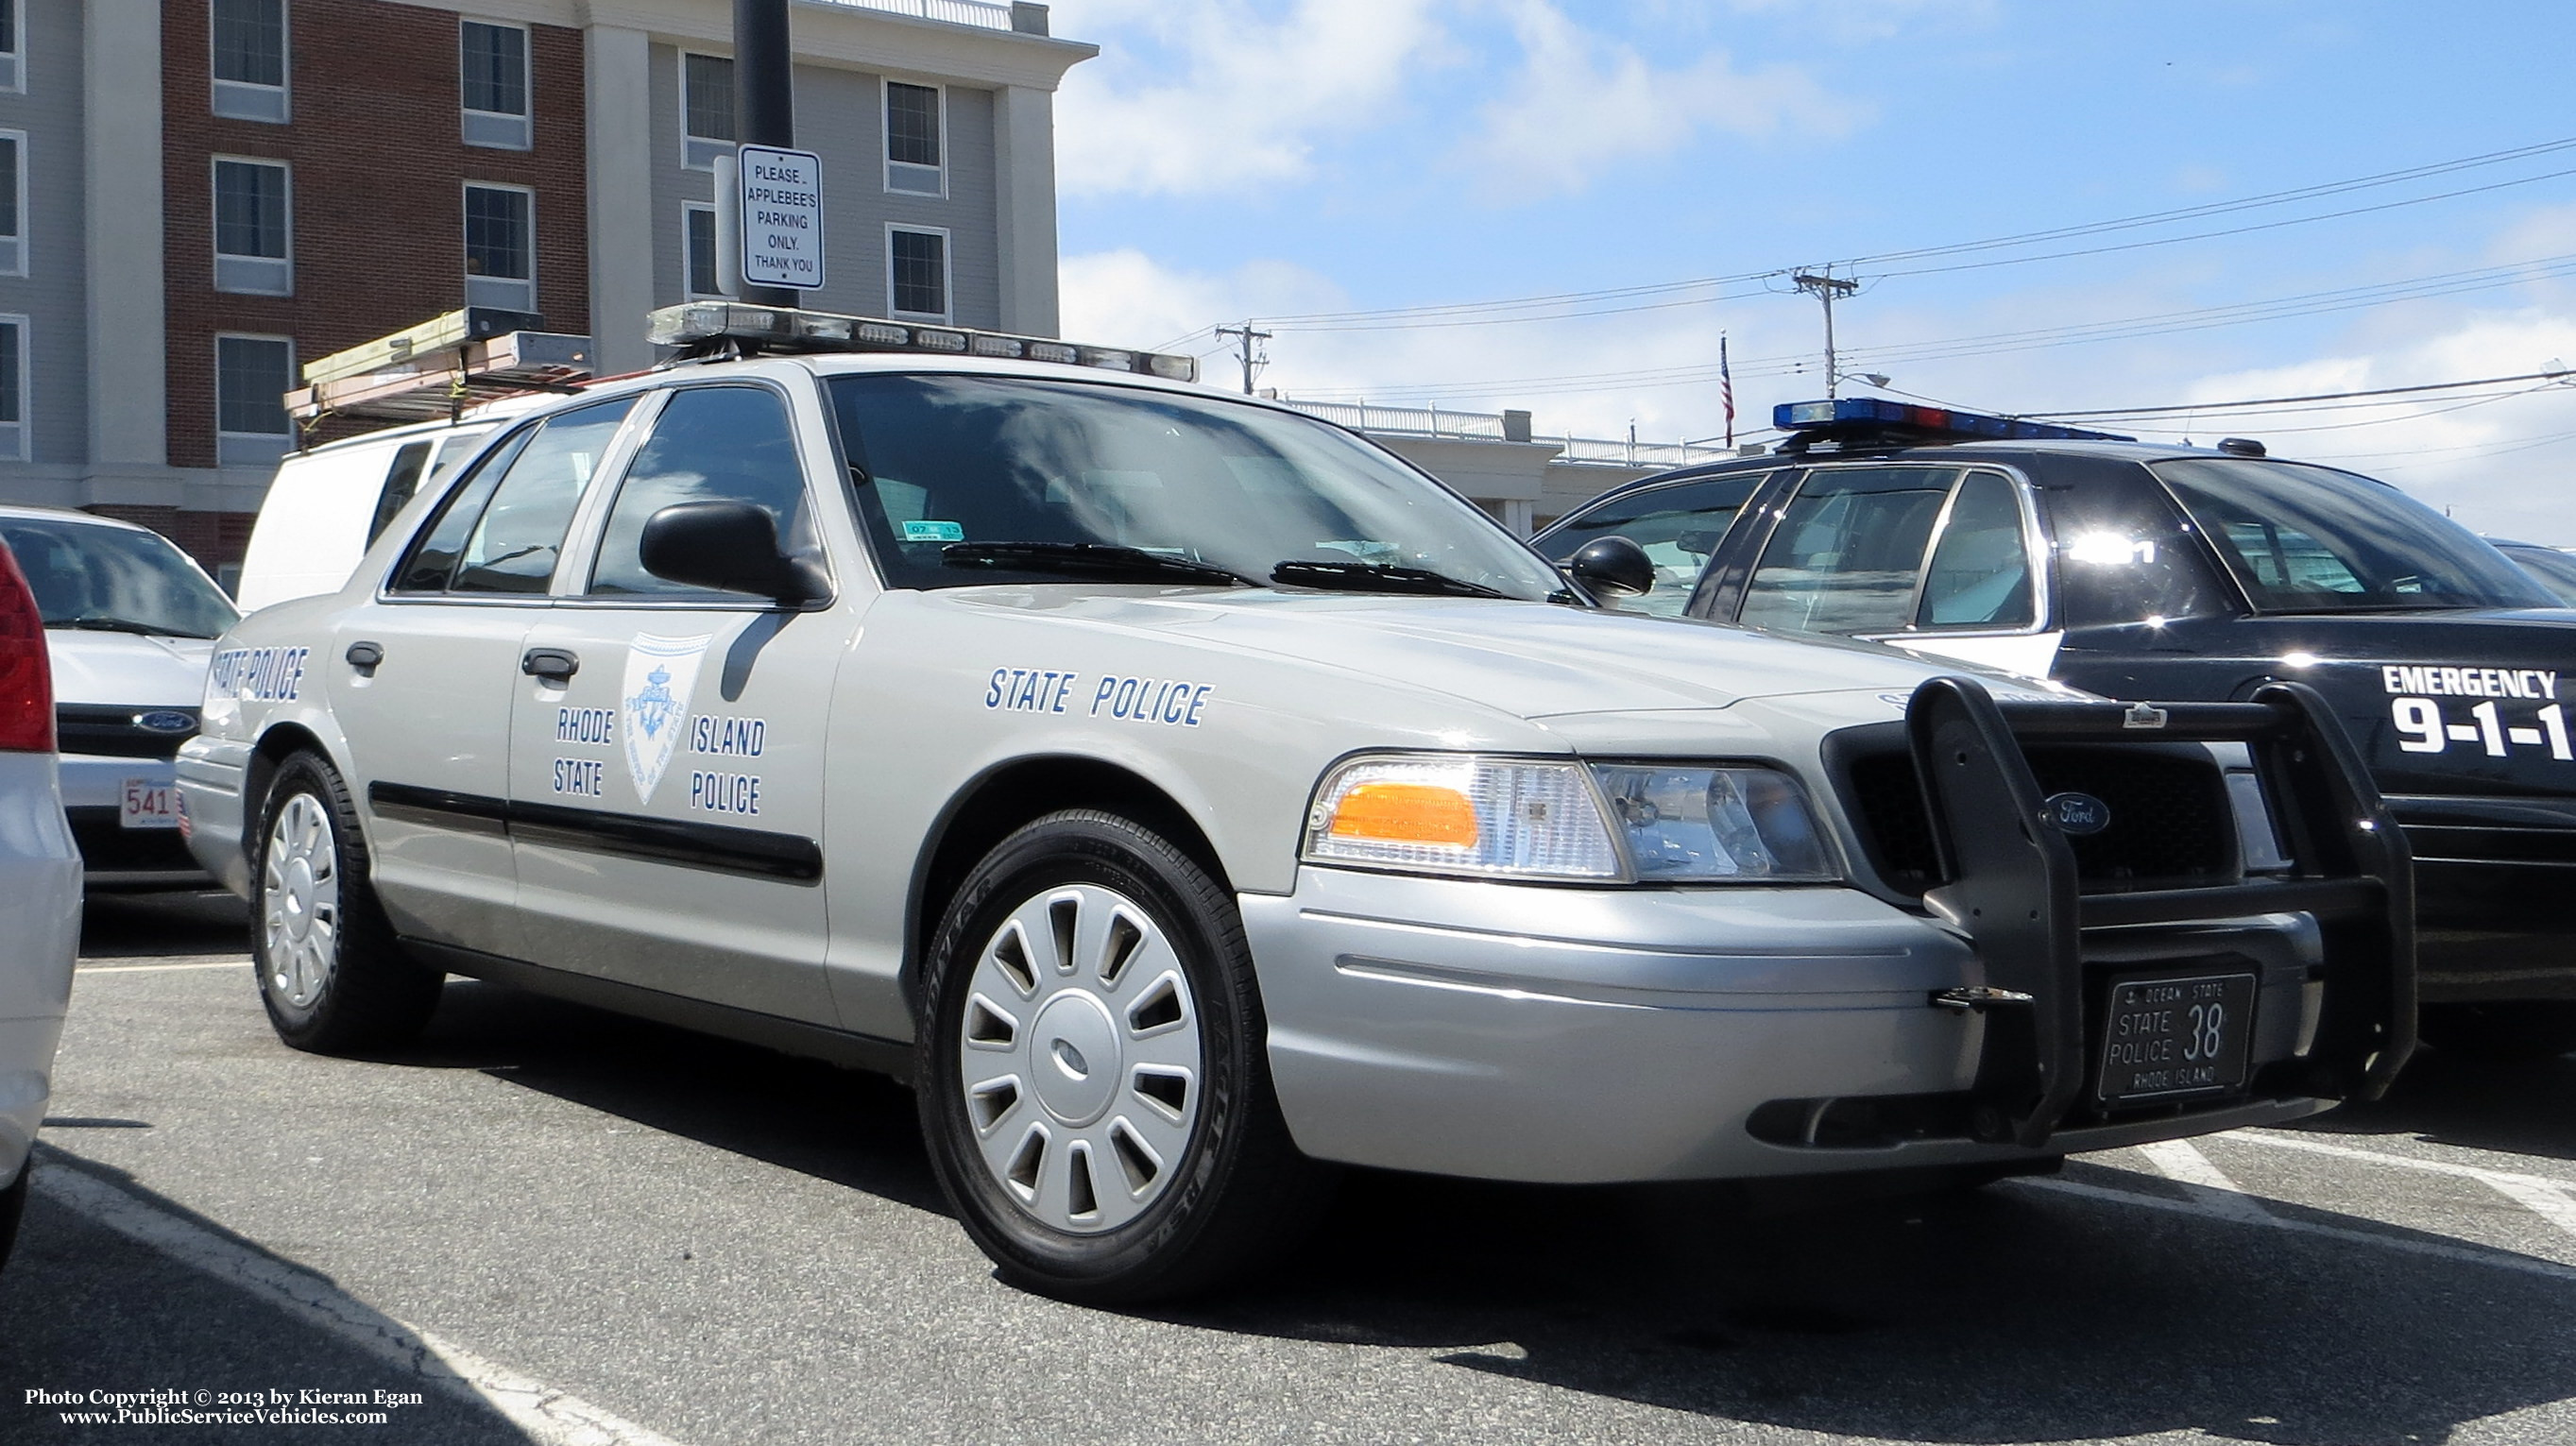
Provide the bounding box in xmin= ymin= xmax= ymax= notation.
xmin=252 ymin=753 xmax=443 ymax=1054
xmin=2420 ymin=1002 xmax=2576 ymax=1062
xmin=917 ymin=809 xmax=1332 ymax=1303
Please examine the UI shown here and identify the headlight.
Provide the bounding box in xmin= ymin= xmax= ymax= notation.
xmin=1588 ymin=764 xmax=1834 ymax=881
xmin=1302 ymin=754 xmax=1837 ymax=883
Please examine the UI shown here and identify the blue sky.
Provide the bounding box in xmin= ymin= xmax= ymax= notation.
xmin=1043 ymin=1 xmax=2576 ymax=540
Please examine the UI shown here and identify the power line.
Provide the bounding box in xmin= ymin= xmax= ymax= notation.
xmin=2030 ymin=368 xmax=2576 ymax=418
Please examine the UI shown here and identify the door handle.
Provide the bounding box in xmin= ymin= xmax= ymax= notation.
xmin=345 ymin=640 xmax=384 ymax=675
xmin=520 ymin=647 xmax=580 ymax=683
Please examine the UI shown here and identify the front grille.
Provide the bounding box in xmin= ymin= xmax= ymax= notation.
xmin=1841 ymin=742 xmax=2237 ymax=896
xmin=55 ymin=704 xmax=198 ymax=759
xmin=64 ymin=807 xmax=202 ymax=874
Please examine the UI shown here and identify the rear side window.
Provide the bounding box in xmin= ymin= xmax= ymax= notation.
xmin=367 ymin=442 xmax=435 ymax=547
xmin=1539 ymin=473 xmax=1766 ymax=617
xmin=392 ymin=399 xmax=635 ymax=594
xmin=1917 ymin=471 xmax=2034 ymax=629
xmin=589 ymin=386 xmax=816 ymax=596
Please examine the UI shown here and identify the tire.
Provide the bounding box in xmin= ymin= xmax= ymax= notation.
xmin=251 ymin=753 xmax=444 ymax=1054
xmin=916 ymin=809 xmax=1332 ymax=1304
xmin=0 ymin=1163 xmax=26 ymax=1277
xmin=2419 ymin=1002 xmax=2576 ymax=1062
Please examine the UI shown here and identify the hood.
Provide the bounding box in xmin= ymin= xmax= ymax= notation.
xmin=43 ymin=630 xmax=216 ymax=708
xmin=956 ymin=588 xmax=2055 ymax=723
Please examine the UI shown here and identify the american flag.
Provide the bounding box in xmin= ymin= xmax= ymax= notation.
xmin=1720 ymin=333 xmax=1735 ymax=448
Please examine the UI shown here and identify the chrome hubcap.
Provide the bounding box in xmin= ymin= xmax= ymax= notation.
xmin=957 ymin=883 xmax=1203 ymax=1234
xmin=261 ymin=793 xmax=341 ymax=1009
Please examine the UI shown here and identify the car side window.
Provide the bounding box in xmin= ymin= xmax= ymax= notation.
xmin=1539 ymin=474 xmax=1765 ymax=617
xmin=391 ymin=426 xmax=535 ymax=593
xmin=589 ymin=386 xmax=816 ymax=596
xmin=1737 ymin=466 xmax=1955 ymax=635
xmin=447 ymin=399 xmax=638 ymax=595
xmin=1916 ymin=470 xmax=2035 ymax=629
xmin=367 ymin=442 xmax=435 ymax=548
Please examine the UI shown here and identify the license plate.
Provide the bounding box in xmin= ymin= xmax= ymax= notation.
xmin=120 ymin=777 xmax=179 ymax=830
xmin=2098 ymin=972 xmax=2256 ymax=1104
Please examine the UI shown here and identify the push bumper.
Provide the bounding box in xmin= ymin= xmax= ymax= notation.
xmin=175 ymin=738 xmax=256 ymax=898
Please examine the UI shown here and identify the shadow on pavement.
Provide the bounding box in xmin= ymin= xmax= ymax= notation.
xmin=0 ymin=1151 xmax=540 ymax=1445
xmin=2297 ymin=1045 xmax=2576 ymax=1162
xmin=77 ymin=892 xmax=249 ymax=961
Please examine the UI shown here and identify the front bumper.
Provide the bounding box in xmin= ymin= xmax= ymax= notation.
xmin=59 ymin=753 xmax=206 ymax=889
xmin=1244 ymin=867 xmax=2330 ymax=1182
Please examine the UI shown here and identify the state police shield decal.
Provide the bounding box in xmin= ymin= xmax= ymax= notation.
xmin=622 ymin=633 xmax=713 ymax=803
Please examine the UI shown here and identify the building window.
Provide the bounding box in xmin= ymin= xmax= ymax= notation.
xmin=464 ymin=183 xmax=535 ymax=312
xmin=460 ymin=20 xmax=531 ymax=150
xmin=885 ymin=81 xmax=944 ymax=196
xmin=0 ymin=1 xmax=23 ymax=94
xmin=215 ymin=334 xmax=293 ymax=468
xmin=213 ymin=158 xmax=291 ymax=296
xmin=681 ymin=53 xmax=735 ymax=170
xmin=0 ymin=316 xmax=25 ymax=461
xmin=210 ymin=0 xmax=288 ymax=122
xmin=684 ymin=203 xmax=721 ymax=298
xmin=0 ymin=132 xmax=21 ymax=277
xmin=888 ymin=226 xmax=948 ymax=320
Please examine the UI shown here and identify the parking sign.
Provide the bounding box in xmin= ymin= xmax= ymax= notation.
xmin=738 ymin=145 xmax=826 ymax=291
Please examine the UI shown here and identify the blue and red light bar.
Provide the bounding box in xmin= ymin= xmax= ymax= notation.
xmin=1774 ymin=398 xmax=2132 ymax=442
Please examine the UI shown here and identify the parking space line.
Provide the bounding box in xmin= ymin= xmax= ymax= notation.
xmin=2022 ymin=1176 xmax=2576 ymax=1283
xmin=77 ymin=961 xmax=251 ymax=974
xmin=2135 ymin=1139 xmax=2271 ymax=1222
xmin=2233 ymin=1131 xmax=2576 ymax=1239
xmin=33 ymin=1157 xmax=691 ymax=1446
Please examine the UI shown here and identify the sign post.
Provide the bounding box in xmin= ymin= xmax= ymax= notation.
xmin=737 ymin=144 xmax=826 ymax=295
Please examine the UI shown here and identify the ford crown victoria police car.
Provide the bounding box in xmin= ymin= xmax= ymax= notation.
xmin=179 ymin=308 xmax=2411 ymax=1301
xmin=1540 ymin=399 xmax=2576 ymax=1058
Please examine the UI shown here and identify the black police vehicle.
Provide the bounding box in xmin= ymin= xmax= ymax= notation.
xmin=1537 ymin=397 xmax=2576 ymax=1058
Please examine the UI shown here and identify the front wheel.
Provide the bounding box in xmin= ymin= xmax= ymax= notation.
xmin=916 ymin=809 xmax=1331 ymax=1303
xmin=252 ymin=753 xmax=444 ymax=1054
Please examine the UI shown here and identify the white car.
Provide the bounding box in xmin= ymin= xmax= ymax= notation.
xmin=179 ymin=303 xmax=2414 ymax=1302
xmin=0 ymin=534 xmax=86 ymax=1273
xmin=0 ymin=506 xmax=242 ymax=888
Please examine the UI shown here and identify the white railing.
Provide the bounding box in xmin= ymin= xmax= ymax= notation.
xmin=1278 ymin=397 xmax=1729 ymax=468
xmin=803 ymin=0 xmax=1015 ymax=31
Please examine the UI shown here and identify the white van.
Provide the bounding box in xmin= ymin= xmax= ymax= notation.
xmin=234 ymin=403 xmax=537 ymax=613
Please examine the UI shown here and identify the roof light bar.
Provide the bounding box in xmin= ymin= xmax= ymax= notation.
xmin=646 ymin=302 xmax=1200 ymax=384
xmin=1773 ymin=398 xmax=2132 ymax=443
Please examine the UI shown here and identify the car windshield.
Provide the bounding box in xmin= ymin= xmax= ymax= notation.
xmin=2154 ymin=457 xmax=2554 ymax=614
xmin=827 ymin=374 xmax=1566 ymax=600
xmin=0 ymin=517 xmax=241 ymax=638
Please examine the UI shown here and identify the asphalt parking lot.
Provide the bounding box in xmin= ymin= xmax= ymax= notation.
xmin=7 ymin=893 xmax=2576 ymax=1445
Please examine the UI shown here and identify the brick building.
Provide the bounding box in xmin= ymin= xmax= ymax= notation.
xmin=0 ymin=0 xmax=1091 ymax=578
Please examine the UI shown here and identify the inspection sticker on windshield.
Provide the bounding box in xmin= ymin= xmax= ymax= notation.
xmin=2384 ymin=664 xmax=2571 ymax=759
xmin=902 ymin=519 xmax=965 ymax=543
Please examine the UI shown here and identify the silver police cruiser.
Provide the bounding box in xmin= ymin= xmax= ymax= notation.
xmin=179 ymin=304 xmax=2413 ymax=1302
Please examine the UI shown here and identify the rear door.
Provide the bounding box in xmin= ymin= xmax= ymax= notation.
xmin=503 ymin=380 xmax=848 ymax=1023
xmin=334 ymin=397 xmax=642 ymax=958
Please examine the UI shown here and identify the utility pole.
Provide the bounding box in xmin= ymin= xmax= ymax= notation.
xmin=734 ymin=0 xmax=797 ymax=307
xmin=1791 ymin=270 xmax=1859 ymax=399
xmin=1214 ymin=322 xmax=1271 ymax=395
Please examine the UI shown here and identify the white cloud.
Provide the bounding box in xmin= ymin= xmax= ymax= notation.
xmin=1458 ymin=0 xmax=1853 ymax=199
xmin=1049 ymin=0 xmax=1448 ymax=197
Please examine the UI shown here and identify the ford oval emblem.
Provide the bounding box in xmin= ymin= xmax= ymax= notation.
xmin=136 ymin=710 xmax=195 ymax=734
xmin=2044 ymin=791 xmax=2111 ymax=836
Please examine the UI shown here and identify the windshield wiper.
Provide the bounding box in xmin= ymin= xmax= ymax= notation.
xmin=51 ymin=617 xmax=211 ymax=638
xmin=1270 ymin=559 xmax=1506 ymax=599
xmin=942 ymin=541 xmax=1255 ymax=587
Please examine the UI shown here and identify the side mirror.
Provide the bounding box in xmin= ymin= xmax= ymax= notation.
xmin=1566 ymin=535 xmax=1655 ymax=599
xmin=639 ymin=501 xmax=826 ymax=604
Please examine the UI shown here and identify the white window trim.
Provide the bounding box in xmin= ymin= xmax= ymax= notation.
xmin=459 ymin=17 xmax=533 ymax=149
xmin=208 ymin=0 xmax=289 ymax=122
xmin=211 ymin=154 xmax=293 ymax=297
xmin=462 ymin=180 xmax=537 ymax=310
xmin=681 ymin=201 xmax=723 ymax=299
xmin=0 ymin=314 xmax=28 ymax=462
xmin=678 ymin=49 xmax=735 ymax=171
xmin=885 ymin=222 xmax=952 ymax=323
xmin=0 ymin=129 xmax=25 ymax=278
xmin=881 ymin=77 xmax=947 ymax=199
xmin=213 ymin=332 xmax=295 ymax=464
xmin=0 ymin=2 xmax=26 ymax=96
